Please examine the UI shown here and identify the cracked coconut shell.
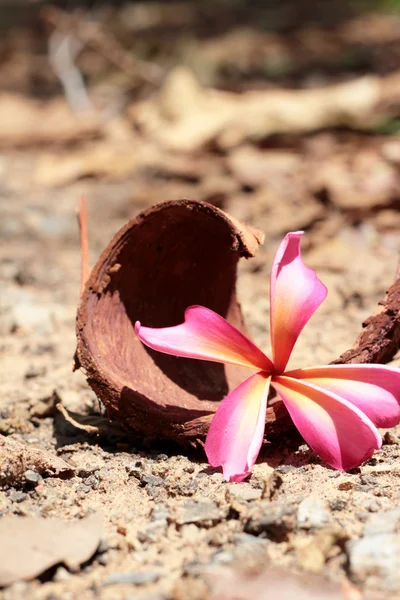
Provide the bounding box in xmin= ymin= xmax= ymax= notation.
xmin=74 ymin=199 xmax=291 ymax=443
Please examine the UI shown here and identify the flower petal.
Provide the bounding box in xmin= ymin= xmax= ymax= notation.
xmin=205 ymin=372 xmax=271 ymax=482
xmin=270 ymin=232 xmax=327 ymax=373
xmin=272 ymin=375 xmax=381 ymax=471
xmin=135 ymin=305 xmax=273 ymax=371
xmin=285 ymin=364 xmax=400 ymax=428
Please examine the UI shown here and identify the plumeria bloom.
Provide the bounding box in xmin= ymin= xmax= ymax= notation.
xmin=135 ymin=232 xmax=400 ymax=482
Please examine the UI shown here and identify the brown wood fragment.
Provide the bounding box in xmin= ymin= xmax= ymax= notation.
xmin=332 ymin=277 xmax=400 ymax=366
xmin=75 ymin=199 xmax=265 ymax=443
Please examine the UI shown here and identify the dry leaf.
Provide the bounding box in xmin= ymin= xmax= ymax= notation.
xmin=0 ymin=514 xmax=103 ymax=586
xmin=33 ymin=133 xmax=210 ymax=188
xmin=34 ymin=142 xmax=139 ymax=187
xmin=228 ymin=146 xmax=302 ymax=189
xmin=129 ymin=67 xmax=399 ymax=151
xmin=310 ymin=151 xmax=399 ymax=210
xmin=0 ymin=94 xmax=99 ymax=148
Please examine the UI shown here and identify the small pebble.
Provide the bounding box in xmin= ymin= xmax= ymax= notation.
xmin=360 ymin=475 xmax=376 ymax=486
xmin=138 ymin=521 xmax=167 ymax=543
xmin=140 ymin=474 xmax=164 ymax=487
xmin=84 ymin=474 xmax=100 ymax=489
xmin=233 ymin=533 xmax=270 ymax=546
xmin=245 ymin=500 xmax=297 ymax=540
xmin=175 ymin=501 xmax=225 ymax=527
xmin=211 ymin=551 xmax=233 ymax=565
xmin=25 ymin=365 xmax=46 ymax=379
xmin=97 ymin=539 xmax=110 ymax=554
xmin=275 ymin=465 xmax=295 ymax=474
xmin=383 ymin=432 xmax=398 ymax=445
xmin=330 ymin=499 xmax=347 ymax=511
xmin=9 ymin=491 xmax=27 ymax=503
xmin=76 ymin=484 xmax=91 ymax=494
xmin=298 ymin=497 xmax=331 ymax=529
xmin=24 ymin=469 xmax=41 ymax=486
xmin=151 ymin=504 xmax=169 ymax=522
xmin=227 ymin=483 xmax=261 ymax=502
xmin=126 ymin=461 xmax=145 ymax=478
xmin=367 ymin=501 xmax=380 ymax=513
xmin=183 ymin=561 xmax=205 ymax=577
xmin=103 ymin=571 xmax=160 ymax=586
xmin=78 ymin=466 xmax=100 ymax=478
xmin=53 ymin=566 xmax=71 ymax=582
xmin=338 ymin=481 xmax=354 ymax=491
xmin=98 ymin=554 xmax=109 ymax=566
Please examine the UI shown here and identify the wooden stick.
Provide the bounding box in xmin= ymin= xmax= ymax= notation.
xmin=77 ymin=196 xmax=89 ymax=296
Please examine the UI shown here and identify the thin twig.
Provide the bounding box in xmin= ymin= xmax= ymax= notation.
xmin=48 ymin=28 xmax=94 ymax=116
xmin=77 ymin=196 xmax=89 ymax=297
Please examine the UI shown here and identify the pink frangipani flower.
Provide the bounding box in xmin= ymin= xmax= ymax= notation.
xmin=135 ymin=232 xmax=400 ymax=482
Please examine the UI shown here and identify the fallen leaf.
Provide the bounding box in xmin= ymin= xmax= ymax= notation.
xmin=310 ymin=151 xmax=399 ymax=210
xmin=33 ymin=131 xmax=214 ymax=188
xmin=228 ymin=146 xmax=302 ymax=189
xmin=0 ymin=514 xmax=103 ymax=586
xmin=0 ymin=94 xmax=99 ymax=148
xmin=129 ymin=66 xmax=400 ymax=151
xmin=34 ymin=141 xmax=139 ymax=187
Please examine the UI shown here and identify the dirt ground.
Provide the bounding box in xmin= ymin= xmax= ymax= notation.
xmin=1 ymin=1 xmax=400 ymax=599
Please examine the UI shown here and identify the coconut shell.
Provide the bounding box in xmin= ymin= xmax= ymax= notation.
xmin=75 ymin=199 xmax=289 ymax=443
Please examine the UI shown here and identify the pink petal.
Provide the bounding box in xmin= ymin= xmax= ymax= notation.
xmin=272 ymin=375 xmax=381 ymax=471
xmin=135 ymin=305 xmax=273 ymax=371
xmin=270 ymin=232 xmax=327 ymax=373
xmin=205 ymin=372 xmax=271 ymax=482
xmin=285 ymin=364 xmax=400 ymax=428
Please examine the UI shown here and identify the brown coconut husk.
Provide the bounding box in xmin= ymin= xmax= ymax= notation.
xmin=75 ymin=199 xmax=400 ymax=445
xmin=75 ymin=199 xmax=291 ymax=443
